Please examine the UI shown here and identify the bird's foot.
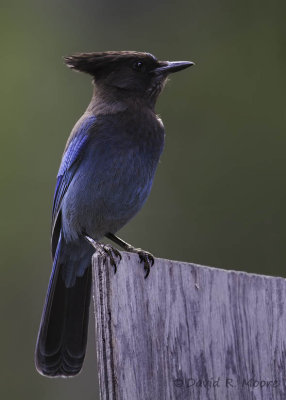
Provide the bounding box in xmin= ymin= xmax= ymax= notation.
xmin=85 ymin=236 xmax=121 ymax=274
xmin=127 ymin=247 xmax=155 ymax=279
xmin=101 ymin=244 xmax=122 ymax=274
xmin=104 ymin=233 xmax=155 ymax=278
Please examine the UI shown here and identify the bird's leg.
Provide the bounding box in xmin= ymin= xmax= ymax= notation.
xmin=84 ymin=235 xmax=121 ymax=274
xmin=105 ymin=232 xmax=154 ymax=278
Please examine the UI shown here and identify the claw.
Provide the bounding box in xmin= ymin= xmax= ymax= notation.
xmin=85 ymin=236 xmax=121 ymax=275
xmin=144 ymin=264 xmax=150 ymax=279
xmin=136 ymin=250 xmax=154 ymax=279
xmin=104 ymin=234 xmax=155 ymax=279
xmin=102 ymin=244 xmax=122 ymax=274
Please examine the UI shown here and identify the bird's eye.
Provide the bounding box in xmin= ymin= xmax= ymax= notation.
xmin=133 ymin=61 xmax=145 ymax=72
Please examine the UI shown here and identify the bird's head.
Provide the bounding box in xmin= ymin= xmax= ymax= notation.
xmin=64 ymin=51 xmax=193 ymax=108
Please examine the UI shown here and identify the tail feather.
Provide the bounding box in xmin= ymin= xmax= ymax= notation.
xmin=35 ymin=234 xmax=92 ymax=377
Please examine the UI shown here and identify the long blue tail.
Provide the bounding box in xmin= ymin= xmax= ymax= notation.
xmin=35 ymin=233 xmax=92 ymax=377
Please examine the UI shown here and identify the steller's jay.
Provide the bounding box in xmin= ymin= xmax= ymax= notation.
xmin=35 ymin=51 xmax=193 ymax=377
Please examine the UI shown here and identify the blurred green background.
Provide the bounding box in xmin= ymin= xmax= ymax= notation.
xmin=1 ymin=0 xmax=285 ymax=398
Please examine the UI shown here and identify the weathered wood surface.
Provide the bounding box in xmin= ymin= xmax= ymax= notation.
xmin=92 ymin=252 xmax=286 ymax=400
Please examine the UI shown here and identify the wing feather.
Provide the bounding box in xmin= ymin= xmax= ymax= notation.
xmin=51 ymin=115 xmax=96 ymax=244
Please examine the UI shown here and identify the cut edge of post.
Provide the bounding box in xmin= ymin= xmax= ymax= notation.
xmin=92 ymin=256 xmax=117 ymax=400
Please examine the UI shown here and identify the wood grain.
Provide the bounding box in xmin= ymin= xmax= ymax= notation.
xmin=92 ymin=252 xmax=286 ymax=400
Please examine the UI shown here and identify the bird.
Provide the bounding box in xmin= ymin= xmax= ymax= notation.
xmin=35 ymin=51 xmax=193 ymax=378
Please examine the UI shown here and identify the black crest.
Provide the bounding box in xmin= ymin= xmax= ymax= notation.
xmin=64 ymin=51 xmax=158 ymax=77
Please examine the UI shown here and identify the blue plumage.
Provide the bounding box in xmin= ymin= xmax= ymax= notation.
xmin=52 ymin=115 xmax=96 ymax=228
xmin=61 ymin=111 xmax=164 ymax=246
xmin=35 ymin=50 xmax=193 ymax=377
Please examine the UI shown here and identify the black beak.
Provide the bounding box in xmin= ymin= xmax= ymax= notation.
xmin=153 ymin=60 xmax=194 ymax=75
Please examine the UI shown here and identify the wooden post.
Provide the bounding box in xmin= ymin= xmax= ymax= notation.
xmin=92 ymin=252 xmax=286 ymax=400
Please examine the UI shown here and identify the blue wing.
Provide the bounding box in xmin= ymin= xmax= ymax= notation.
xmin=51 ymin=115 xmax=96 ymax=250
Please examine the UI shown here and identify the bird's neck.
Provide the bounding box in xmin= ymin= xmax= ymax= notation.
xmin=86 ymin=83 xmax=155 ymax=116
